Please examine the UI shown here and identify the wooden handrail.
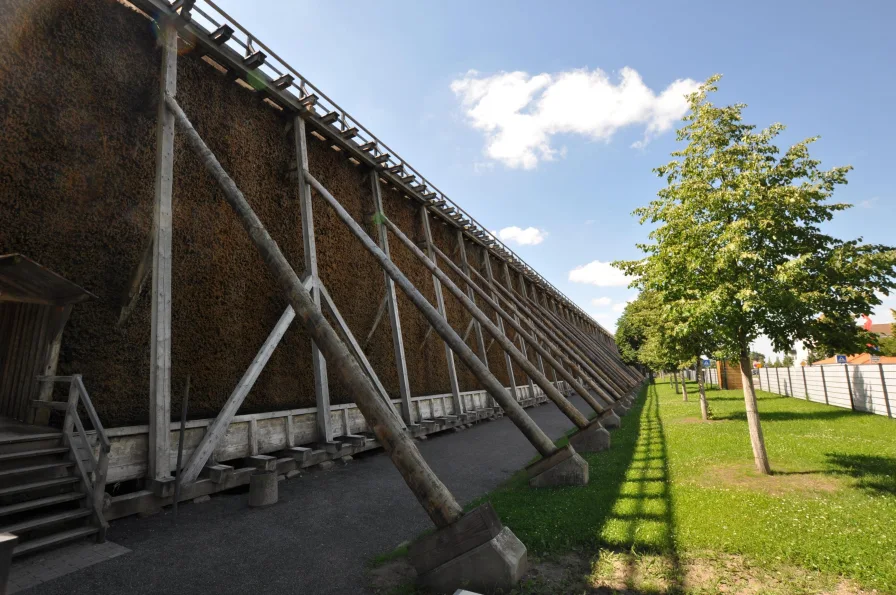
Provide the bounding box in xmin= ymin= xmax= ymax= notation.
xmin=74 ymin=376 xmax=110 ymax=451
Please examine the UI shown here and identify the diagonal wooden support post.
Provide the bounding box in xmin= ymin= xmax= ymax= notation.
xmin=518 ymin=274 xmax=550 ymax=382
xmin=457 ymin=231 xmax=493 ymax=407
xmin=482 ymin=248 xmax=519 ymax=403
xmin=180 ymin=304 xmax=296 ymax=483
xmin=294 ymin=116 xmax=334 ymax=445
xmin=420 ymin=207 xmax=463 ymax=416
xmin=165 ymin=95 xmax=463 ymax=526
xmin=503 ymin=262 xmax=537 ymax=401
xmin=370 ymin=174 xmax=414 ymax=425
xmin=302 ymin=169 xmax=563 ymax=460
xmin=148 ymin=19 xmax=176 ymax=482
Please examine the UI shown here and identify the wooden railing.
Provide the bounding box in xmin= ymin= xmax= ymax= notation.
xmin=33 ymin=374 xmax=110 ymax=540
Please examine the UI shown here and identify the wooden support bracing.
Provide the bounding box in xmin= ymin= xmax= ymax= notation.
xmin=503 ymin=262 xmax=537 ymax=402
xmin=148 ymin=20 xmax=177 ymax=481
xmin=179 ymin=304 xmax=296 ymax=484
xmin=117 ymin=227 xmax=154 ymax=327
xmin=482 ymin=247 xmax=519 ymax=403
xmin=318 ymin=282 xmax=407 ymax=429
xmin=456 ymin=231 xmax=492 ymax=407
xmin=370 ymin=174 xmax=414 ymax=424
xmin=302 ymin=169 xmax=558 ymax=456
xmin=382 ymin=218 xmax=595 ymax=427
xmin=165 ymin=96 xmax=463 ymax=528
xmin=426 ymin=242 xmax=613 ymax=414
xmin=361 ymin=293 xmax=388 ymax=351
xmin=295 ymin=115 xmax=333 ymax=444
xmin=420 ymin=206 xmax=463 ymax=415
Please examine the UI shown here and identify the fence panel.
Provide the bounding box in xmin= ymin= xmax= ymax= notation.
xmin=755 ymin=364 xmax=894 ymax=418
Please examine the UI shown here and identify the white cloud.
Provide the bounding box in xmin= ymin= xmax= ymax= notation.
xmin=859 ymin=197 xmax=879 ymax=209
xmin=493 ymin=226 xmax=548 ymax=246
xmin=451 ymin=67 xmax=699 ymax=169
xmin=569 ymin=260 xmax=633 ymax=287
xmin=591 ymin=296 xmax=612 ymax=307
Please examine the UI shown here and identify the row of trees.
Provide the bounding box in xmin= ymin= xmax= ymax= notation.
xmin=613 ymin=76 xmax=896 ymax=474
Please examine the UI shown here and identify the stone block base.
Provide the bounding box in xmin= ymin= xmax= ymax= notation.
xmin=599 ymin=409 xmax=621 ymax=429
xmin=568 ymin=421 xmax=611 ymax=453
xmin=411 ymin=504 xmax=527 ymax=594
xmin=526 ymin=445 xmax=589 ymax=487
xmin=248 ymin=470 xmax=278 ymax=507
xmin=613 ymin=400 xmax=630 ymax=416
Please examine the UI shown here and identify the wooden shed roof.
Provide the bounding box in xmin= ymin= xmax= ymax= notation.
xmin=0 ymin=254 xmax=95 ymax=305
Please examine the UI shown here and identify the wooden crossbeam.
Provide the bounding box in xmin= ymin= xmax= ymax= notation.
xmin=361 ymin=293 xmax=388 ymax=351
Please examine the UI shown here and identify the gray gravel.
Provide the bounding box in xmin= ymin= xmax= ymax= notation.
xmin=24 ymin=397 xmax=588 ymax=595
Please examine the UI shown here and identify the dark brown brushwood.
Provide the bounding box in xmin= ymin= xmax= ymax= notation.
xmin=302 ymin=169 xmax=558 ymax=457
xmin=165 ymin=94 xmax=463 ymax=528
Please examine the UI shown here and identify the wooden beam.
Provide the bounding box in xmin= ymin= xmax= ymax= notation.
xmin=483 ymin=247 xmax=518 ymax=404
xmin=148 ymin=20 xmax=176 ymax=481
xmin=420 ymin=207 xmax=463 ymax=415
xmin=179 ymin=306 xmax=295 ymax=484
xmin=504 ymin=261 xmax=537 ymax=404
xmin=295 ymin=115 xmax=333 ymax=444
xmin=318 ymin=282 xmax=406 ymax=428
xmin=371 ymin=174 xmax=414 ymax=425
xmin=361 ymin=293 xmax=388 ymax=351
xmin=165 ymin=95 xmax=464 ymax=528
xmin=117 ymin=228 xmax=154 ymax=327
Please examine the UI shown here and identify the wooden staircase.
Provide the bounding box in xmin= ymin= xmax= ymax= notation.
xmin=0 ymin=375 xmax=110 ymax=558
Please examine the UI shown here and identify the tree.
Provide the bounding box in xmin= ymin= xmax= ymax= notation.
xmin=782 ymin=354 xmax=794 ymax=368
xmin=879 ymin=312 xmax=896 ymax=356
xmin=772 ymin=358 xmax=782 ymax=368
xmin=749 ymin=351 xmax=767 ymax=365
xmin=616 ymin=76 xmax=896 ymax=474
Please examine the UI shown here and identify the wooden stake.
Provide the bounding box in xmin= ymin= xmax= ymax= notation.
xmin=173 ymin=374 xmax=190 ymax=520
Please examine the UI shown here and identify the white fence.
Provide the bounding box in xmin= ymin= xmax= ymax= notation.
xmin=678 ymin=367 xmax=719 ymax=387
xmin=756 ymin=365 xmax=895 ymax=418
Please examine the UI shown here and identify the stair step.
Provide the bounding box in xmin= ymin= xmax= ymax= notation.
xmin=0 ymin=461 xmax=73 ymax=479
xmin=13 ymin=526 xmax=98 ymax=558
xmin=0 ymin=447 xmax=69 ymax=462
xmin=0 ymin=508 xmax=91 ymax=535
xmin=0 ymin=492 xmax=85 ymax=517
xmin=0 ymin=476 xmax=79 ymax=498
xmin=0 ymin=432 xmax=60 ymax=446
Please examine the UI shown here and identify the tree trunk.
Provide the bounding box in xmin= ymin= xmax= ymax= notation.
xmin=673 ymin=371 xmax=679 ymax=394
xmin=739 ymin=348 xmax=771 ymax=474
xmin=681 ymin=370 xmax=689 ymax=402
xmin=696 ymin=357 xmax=708 ymax=420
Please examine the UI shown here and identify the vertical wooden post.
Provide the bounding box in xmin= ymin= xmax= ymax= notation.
xmin=295 ymin=117 xmax=333 ymax=444
xmin=786 ymin=366 xmax=793 ymax=398
xmin=878 ymin=363 xmax=892 ymax=418
xmin=371 ymin=174 xmax=414 ymax=424
xmin=148 ymin=20 xmax=176 ymax=481
xmin=457 ymin=231 xmax=491 ymax=408
xmin=820 ymin=365 xmax=829 ymax=405
xmin=844 ymin=364 xmax=856 ymax=411
xmin=420 ymin=207 xmax=462 ymax=415
xmin=503 ymin=263 xmax=536 ymax=402
xmin=519 ymin=275 xmax=549 ymax=382
xmin=483 ymin=248 xmax=518 ymax=402
xmin=775 ymin=367 xmax=781 ymax=395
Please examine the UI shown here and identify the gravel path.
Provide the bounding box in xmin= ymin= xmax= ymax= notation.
xmin=24 ymin=398 xmax=589 ymax=595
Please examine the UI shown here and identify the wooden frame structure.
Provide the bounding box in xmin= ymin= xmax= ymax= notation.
xmin=48 ymin=0 xmax=644 ymax=521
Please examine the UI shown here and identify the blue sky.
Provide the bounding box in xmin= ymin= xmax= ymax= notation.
xmin=215 ymin=0 xmax=895 ymax=356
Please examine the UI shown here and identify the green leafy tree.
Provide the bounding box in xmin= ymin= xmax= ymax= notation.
xmin=616 ymin=76 xmax=896 ymax=474
xmin=749 ymin=351 xmax=767 ymax=365
xmin=782 ymin=354 xmax=794 ymax=367
xmin=879 ymin=312 xmax=896 ymax=356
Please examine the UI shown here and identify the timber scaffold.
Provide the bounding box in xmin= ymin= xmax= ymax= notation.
xmin=11 ymin=0 xmax=646 ymax=587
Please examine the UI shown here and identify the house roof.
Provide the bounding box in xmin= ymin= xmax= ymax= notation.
xmin=868 ymin=323 xmax=892 ymax=337
xmin=813 ymin=353 xmax=896 ymax=365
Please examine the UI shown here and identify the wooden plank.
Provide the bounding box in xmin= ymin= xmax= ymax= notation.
xmin=371 ymin=173 xmax=414 ymax=424
xmin=483 ymin=247 xmax=518 ymax=402
xmin=361 ymin=294 xmax=388 ymax=351
xmin=148 ymin=20 xmax=177 ymax=481
xmin=295 ymin=116 xmax=332 ymax=444
xmin=117 ymin=228 xmax=154 ymax=326
xmin=179 ymin=306 xmax=295 ymax=483
xmin=318 ymin=284 xmax=406 ymax=428
xmin=503 ymin=262 xmax=537 ymax=402
xmin=420 ymin=206 xmax=463 ymax=415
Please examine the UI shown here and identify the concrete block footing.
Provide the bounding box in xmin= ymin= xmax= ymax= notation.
xmin=612 ymin=400 xmax=630 ymax=416
xmin=568 ymin=421 xmax=611 ymax=453
xmin=526 ymin=444 xmax=589 ymax=487
xmin=248 ymin=470 xmax=278 ymax=507
xmin=599 ymin=409 xmax=621 ymax=429
xmin=411 ymin=504 xmax=528 ymax=594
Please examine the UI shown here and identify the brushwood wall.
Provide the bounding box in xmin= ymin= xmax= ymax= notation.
xmin=0 ymin=0 xmax=521 ymax=426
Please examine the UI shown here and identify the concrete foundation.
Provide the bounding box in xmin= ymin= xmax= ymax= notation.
xmin=568 ymin=420 xmax=611 ymax=453
xmin=248 ymin=470 xmax=278 ymax=507
xmin=411 ymin=504 xmax=527 ymax=594
xmin=599 ymin=409 xmax=621 ymax=429
xmin=613 ymin=400 xmax=630 ymax=416
xmin=526 ymin=444 xmax=589 ymax=487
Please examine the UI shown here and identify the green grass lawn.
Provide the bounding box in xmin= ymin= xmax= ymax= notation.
xmin=465 ymin=380 xmax=896 ymax=593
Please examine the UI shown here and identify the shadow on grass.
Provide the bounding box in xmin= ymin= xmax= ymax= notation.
xmin=589 ymin=383 xmax=683 ymax=591
xmin=824 ymin=453 xmax=896 ymax=496
xmin=718 ymin=409 xmax=857 ymax=423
